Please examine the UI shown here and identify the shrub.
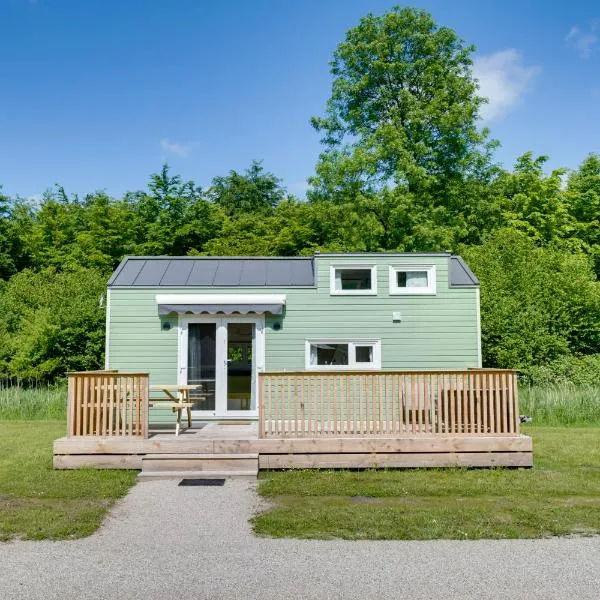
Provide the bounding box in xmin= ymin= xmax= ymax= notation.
xmin=0 ymin=268 xmax=106 ymax=382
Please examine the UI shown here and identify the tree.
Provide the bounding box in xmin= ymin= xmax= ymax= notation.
xmin=310 ymin=6 xmax=495 ymax=199
xmin=207 ymin=161 xmax=287 ymax=217
xmin=0 ymin=189 xmax=25 ymax=279
xmin=132 ymin=164 xmax=206 ymax=256
xmin=0 ymin=267 xmax=106 ymax=381
xmin=462 ymin=229 xmax=600 ymax=370
xmin=492 ymin=153 xmax=574 ymax=246
xmin=565 ymin=153 xmax=600 ymax=276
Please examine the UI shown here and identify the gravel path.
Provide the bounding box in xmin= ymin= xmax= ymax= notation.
xmin=1 ymin=479 xmax=598 ymax=600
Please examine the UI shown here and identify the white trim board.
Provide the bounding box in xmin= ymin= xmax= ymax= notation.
xmin=104 ymin=288 xmax=111 ymax=369
xmin=476 ymin=287 xmax=482 ymax=368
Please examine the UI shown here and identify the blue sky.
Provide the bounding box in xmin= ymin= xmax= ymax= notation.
xmin=1 ymin=0 xmax=598 ymax=200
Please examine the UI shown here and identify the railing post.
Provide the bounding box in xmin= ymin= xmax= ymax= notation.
xmin=258 ymin=373 xmax=265 ymax=439
xmin=67 ymin=374 xmax=75 ymax=436
xmin=513 ymin=372 xmax=520 ymax=435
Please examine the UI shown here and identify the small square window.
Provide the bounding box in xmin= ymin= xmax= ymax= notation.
xmin=389 ymin=265 xmax=436 ymax=295
xmin=330 ymin=265 xmax=377 ymax=295
xmin=397 ymin=270 xmax=429 ymax=288
xmin=337 ymin=269 xmax=371 ymax=291
xmin=355 ymin=345 xmax=373 ymax=363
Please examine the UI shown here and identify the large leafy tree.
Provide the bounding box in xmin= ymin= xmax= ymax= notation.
xmin=310 ymin=6 xmax=494 ymax=200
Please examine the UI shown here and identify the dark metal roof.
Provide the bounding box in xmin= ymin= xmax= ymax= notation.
xmin=449 ymin=255 xmax=479 ymax=287
xmin=108 ymin=254 xmax=478 ymax=288
xmin=108 ymin=257 xmax=316 ymax=287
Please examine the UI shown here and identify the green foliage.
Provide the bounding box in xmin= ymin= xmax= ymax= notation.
xmin=207 ymin=160 xmax=287 ymax=217
xmin=521 ymin=354 xmax=600 ymax=387
xmin=0 ymin=268 xmax=106 ymax=382
xmin=462 ymin=228 xmax=600 ymax=368
xmin=565 ymin=153 xmax=600 ymax=275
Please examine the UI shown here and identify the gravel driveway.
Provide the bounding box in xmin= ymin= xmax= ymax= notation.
xmin=1 ymin=479 xmax=598 ymax=600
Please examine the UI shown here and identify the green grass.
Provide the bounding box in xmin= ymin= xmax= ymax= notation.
xmin=519 ymin=384 xmax=600 ymax=426
xmin=0 ymin=384 xmax=67 ymax=420
xmin=0 ymin=421 xmax=137 ymax=541
xmin=253 ymin=426 xmax=600 ymax=540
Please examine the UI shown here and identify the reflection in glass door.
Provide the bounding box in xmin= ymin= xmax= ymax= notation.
xmin=226 ymin=322 xmax=254 ymax=412
xmin=187 ymin=323 xmax=216 ymax=410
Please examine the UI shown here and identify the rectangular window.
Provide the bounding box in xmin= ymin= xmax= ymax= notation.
xmin=306 ymin=340 xmax=381 ymax=370
xmin=389 ymin=265 xmax=436 ymax=295
xmin=330 ymin=265 xmax=377 ymax=295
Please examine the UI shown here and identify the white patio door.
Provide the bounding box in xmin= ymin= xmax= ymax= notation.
xmin=179 ymin=316 xmax=264 ymax=419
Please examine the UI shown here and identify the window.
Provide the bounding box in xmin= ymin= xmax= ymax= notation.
xmin=306 ymin=340 xmax=381 ymax=370
xmin=330 ymin=265 xmax=377 ymax=295
xmin=389 ymin=265 xmax=436 ymax=295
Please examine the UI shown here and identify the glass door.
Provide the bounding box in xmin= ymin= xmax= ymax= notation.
xmin=226 ymin=322 xmax=255 ymax=412
xmin=186 ymin=323 xmax=217 ymax=411
xmin=181 ymin=316 xmax=263 ymax=418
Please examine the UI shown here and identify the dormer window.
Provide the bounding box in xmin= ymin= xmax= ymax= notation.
xmin=389 ymin=265 xmax=436 ymax=295
xmin=330 ymin=265 xmax=377 ymax=295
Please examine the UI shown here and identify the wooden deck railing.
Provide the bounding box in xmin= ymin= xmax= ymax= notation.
xmin=259 ymin=370 xmax=520 ymax=438
xmin=66 ymin=371 xmax=149 ymax=437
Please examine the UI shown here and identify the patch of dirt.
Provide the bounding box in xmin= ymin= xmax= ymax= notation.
xmin=350 ymin=496 xmax=383 ymax=505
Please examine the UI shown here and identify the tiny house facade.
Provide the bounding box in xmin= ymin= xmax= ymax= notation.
xmin=105 ymin=252 xmax=481 ymax=421
xmin=55 ymin=252 xmax=533 ymax=471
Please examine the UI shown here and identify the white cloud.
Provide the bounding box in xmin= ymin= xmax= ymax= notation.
xmin=565 ymin=24 xmax=598 ymax=59
xmin=159 ymin=138 xmax=193 ymax=158
xmin=473 ymin=49 xmax=541 ymax=121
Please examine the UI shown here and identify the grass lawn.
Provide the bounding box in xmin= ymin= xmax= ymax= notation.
xmin=0 ymin=421 xmax=137 ymax=541
xmin=253 ymin=426 xmax=600 ymax=540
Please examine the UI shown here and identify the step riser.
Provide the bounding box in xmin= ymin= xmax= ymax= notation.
xmin=141 ymin=453 xmax=258 ymax=474
xmin=142 ymin=459 xmax=257 ymax=472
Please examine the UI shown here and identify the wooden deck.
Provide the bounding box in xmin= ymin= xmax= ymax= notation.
xmin=53 ymin=422 xmax=533 ymax=472
xmin=54 ymin=369 xmax=533 ymax=474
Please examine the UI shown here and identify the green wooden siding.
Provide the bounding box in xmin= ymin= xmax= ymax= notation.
xmin=107 ymin=254 xmax=479 ymax=387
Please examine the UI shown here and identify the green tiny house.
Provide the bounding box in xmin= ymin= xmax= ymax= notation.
xmin=55 ymin=252 xmax=533 ymax=471
xmin=105 ymin=252 xmax=481 ymax=421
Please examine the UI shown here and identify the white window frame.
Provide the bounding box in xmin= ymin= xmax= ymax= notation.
xmin=389 ymin=265 xmax=437 ymax=295
xmin=330 ymin=265 xmax=377 ymax=296
xmin=305 ymin=339 xmax=382 ymax=371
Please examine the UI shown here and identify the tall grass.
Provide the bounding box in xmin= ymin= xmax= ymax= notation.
xmin=0 ymin=383 xmax=67 ymax=420
xmin=519 ymin=383 xmax=600 ymax=426
xmin=0 ymin=381 xmax=599 ymax=426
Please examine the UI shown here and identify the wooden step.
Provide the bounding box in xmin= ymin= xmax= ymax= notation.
xmin=140 ymin=453 xmax=258 ymax=475
xmin=137 ymin=470 xmax=258 ymax=481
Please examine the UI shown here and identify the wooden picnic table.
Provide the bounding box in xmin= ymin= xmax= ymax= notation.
xmin=149 ymin=384 xmax=203 ymax=436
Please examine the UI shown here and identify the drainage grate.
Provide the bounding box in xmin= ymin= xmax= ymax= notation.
xmin=179 ymin=478 xmax=225 ymax=487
